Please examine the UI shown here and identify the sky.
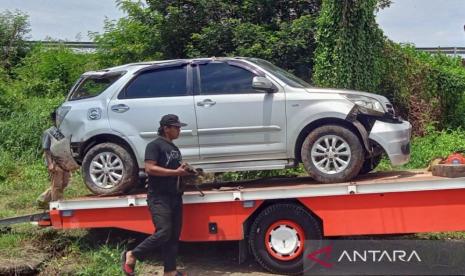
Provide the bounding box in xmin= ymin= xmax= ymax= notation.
xmin=0 ymin=0 xmax=464 ymax=47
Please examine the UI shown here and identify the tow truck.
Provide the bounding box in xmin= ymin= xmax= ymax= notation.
xmin=2 ymin=170 xmax=465 ymax=275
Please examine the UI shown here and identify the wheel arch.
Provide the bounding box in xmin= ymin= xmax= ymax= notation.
xmin=243 ymin=199 xmax=324 ymax=241
xmin=294 ymin=117 xmax=369 ymax=164
xmin=79 ymin=134 xmax=139 ymax=167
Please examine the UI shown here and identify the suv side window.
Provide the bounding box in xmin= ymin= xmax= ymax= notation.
xmin=198 ymin=63 xmax=258 ymax=95
xmin=121 ymin=66 xmax=187 ymax=99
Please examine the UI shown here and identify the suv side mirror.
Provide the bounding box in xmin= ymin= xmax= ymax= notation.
xmin=252 ymin=76 xmax=277 ymax=93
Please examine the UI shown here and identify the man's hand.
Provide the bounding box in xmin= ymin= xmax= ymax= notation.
xmin=175 ymin=165 xmax=194 ymax=176
xmin=145 ymin=160 xmax=195 ymax=177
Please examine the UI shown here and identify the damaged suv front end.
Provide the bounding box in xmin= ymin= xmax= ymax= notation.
xmin=342 ymin=91 xmax=411 ymax=166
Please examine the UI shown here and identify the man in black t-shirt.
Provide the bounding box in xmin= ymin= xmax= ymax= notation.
xmin=122 ymin=114 xmax=193 ymax=276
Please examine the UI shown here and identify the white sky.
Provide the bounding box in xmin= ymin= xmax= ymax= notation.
xmin=0 ymin=0 xmax=464 ymax=47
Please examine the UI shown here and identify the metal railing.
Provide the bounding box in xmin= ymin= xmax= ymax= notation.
xmin=21 ymin=41 xmax=465 ymax=57
xmin=25 ymin=40 xmax=97 ymax=49
xmin=416 ymin=47 xmax=465 ymax=55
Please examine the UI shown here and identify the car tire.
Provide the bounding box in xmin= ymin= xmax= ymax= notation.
xmin=301 ymin=125 xmax=364 ymax=183
xmin=359 ymin=154 xmax=382 ymax=175
xmin=82 ymin=143 xmax=138 ymax=195
xmin=249 ymin=203 xmax=322 ymax=275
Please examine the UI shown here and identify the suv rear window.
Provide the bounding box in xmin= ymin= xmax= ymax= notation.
xmin=69 ymin=72 xmax=124 ymax=100
xmin=120 ymin=66 xmax=187 ymax=99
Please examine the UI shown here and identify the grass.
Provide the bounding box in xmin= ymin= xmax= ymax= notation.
xmin=0 ymin=160 xmax=88 ymax=218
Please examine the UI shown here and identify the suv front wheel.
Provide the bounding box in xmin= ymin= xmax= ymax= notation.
xmin=301 ymin=125 xmax=364 ymax=183
xmin=82 ymin=143 xmax=138 ymax=195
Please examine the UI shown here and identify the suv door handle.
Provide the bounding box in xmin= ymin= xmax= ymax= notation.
xmin=111 ymin=104 xmax=130 ymax=113
xmin=197 ymin=99 xmax=216 ymax=107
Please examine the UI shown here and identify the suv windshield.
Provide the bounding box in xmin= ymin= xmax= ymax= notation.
xmin=69 ymin=72 xmax=124 ymax=100
xmin=245 ymin=58 xmax=311 ymax=88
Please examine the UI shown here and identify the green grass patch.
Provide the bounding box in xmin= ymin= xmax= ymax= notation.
xmin=0 ymin=159 xmax=88 ymax=218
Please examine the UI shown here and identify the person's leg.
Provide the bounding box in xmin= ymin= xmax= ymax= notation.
xmin=37 ymin=170 xmax=53 ymax=205
xmin=128 ymin=195 xmax=173 ymax=263
xmin=36 ymin=188 xmax=52 ymax=205
xmin=163 ymin=196 xmax=183 ymax=274
xmin=62 ymin=170 xmax=71 ymax=189
xmin=51 ymin=165 xmax=65 ymax=201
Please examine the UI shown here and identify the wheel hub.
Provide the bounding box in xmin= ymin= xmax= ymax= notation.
xmin=265 ymin=220 xmax=305 ymax=261
xmin=89 ymin=152 xmax=124 ymax=189
xmin=269 ymin=225 xmax=299 ymax=255
xmin=310 ymin=135 xmax=351 ymax=175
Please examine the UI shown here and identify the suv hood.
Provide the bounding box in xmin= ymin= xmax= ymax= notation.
xmin=305 ymin=87 xmax=391 ymax=105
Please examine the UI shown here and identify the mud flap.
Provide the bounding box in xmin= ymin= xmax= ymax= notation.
xmin=238 ymin=238 xmax=249 ymax=264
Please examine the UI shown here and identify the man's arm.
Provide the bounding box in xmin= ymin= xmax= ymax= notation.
xmin=144 ymin=160 xmax=191 ymax=177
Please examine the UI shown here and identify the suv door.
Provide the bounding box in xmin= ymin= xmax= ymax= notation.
xmin=193 ymin=61 xmax=287 ymax=162
xmin=108 ymin=64 xmax=199 ymax=166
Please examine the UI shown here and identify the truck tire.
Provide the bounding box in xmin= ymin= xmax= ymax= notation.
xmin=249 ymin=203 xmax=322 ymax=275
xmin=359 ymin=154 xmax=382 ymax=175
xmin=301 ymin=125 xmax=364 ymax=183
xmin=82 ymin=143 xmax=138 ymax=195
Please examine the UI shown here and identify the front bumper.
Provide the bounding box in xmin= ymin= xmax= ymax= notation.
xmin=368 ymin=120 xmax=411 ymax=165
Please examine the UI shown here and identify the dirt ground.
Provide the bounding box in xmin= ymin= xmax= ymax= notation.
xmin=0 ymin=228 xmax=276 ymax=276
xmin=134 ymin=242 xmax=275 ymax=276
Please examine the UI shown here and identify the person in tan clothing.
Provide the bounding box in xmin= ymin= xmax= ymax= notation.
xmin=37 ymin=111 xmax=71 ymax=208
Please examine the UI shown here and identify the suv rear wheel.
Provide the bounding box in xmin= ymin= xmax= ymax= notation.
xmin=301 ymin=125 xmax=364 ymax=183
xmin=82 ymin=143 xmax=138 ymax=195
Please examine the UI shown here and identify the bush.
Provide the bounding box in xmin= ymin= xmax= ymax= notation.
xmin=379 ymin=43 xmax=465 ymax=135
xmin=0 ymin=96 xmax=63 ymax=160
xmin=405 ymin=127 xmax=465 ymax=169
xmin=0 ymin=45 xmax=97 ymax=162
xmin=13 ymin=44 xmax=97 ymax=97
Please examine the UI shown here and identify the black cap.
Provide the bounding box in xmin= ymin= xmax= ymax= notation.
xmin=160 ymin=114 xmax=187 ymax=127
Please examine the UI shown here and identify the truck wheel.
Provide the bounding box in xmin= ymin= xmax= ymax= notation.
xmin=249 ymin=203 xmax=322 ymax=275
xmin=82 ymin=143 xmax=138 ymax=195
xmin=359 ymin=154 xmax=382 ymax=175
xmin=301 ymin=125 xmax=364 ymax=183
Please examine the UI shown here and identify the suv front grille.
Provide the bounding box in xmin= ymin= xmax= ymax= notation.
xmin=385 ymin=103 xmax=396 ymax=117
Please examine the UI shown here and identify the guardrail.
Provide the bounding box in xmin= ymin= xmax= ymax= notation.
xmin=416 ymin=47 xmax=465 ymax=55
xmin=25 ymin=41 xmax=97 ymax=49
xmin=20 ymin=42 xmax=465 ymax=56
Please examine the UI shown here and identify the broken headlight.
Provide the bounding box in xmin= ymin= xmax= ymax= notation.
xmin=343 ymin=95 xmax=385 ymax=114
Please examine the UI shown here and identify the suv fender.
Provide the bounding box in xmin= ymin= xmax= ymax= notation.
xmin=75 ymin=130 xmax=139 ymax=166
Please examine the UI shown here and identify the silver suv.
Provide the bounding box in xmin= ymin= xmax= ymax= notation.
xmin=57 ymin=57 xmax=411 ymax=195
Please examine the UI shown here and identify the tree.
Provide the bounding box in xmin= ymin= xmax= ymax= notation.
xmin=91 ymin=0 xmax=320 ymax=80
xmin=312 ymin=0 xmax=384 ymax=92
xmin=0 ymin=10 xmax=30 ymax=73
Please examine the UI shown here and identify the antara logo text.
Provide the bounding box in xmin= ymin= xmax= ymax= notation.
xmin=337 ymin=250 xmax=422 ymax=263
xmin=307 ymin=244 xmax=422 ymax=268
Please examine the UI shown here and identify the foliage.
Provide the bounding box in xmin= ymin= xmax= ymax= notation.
xmin=90 ymin=1 xmax=164 ymax=67
xmin=376 ymin=127 xmax=465 ymax=171
xmin=380 ymin=42 xmax=465 ymax=135
xmin=405 ymin=127 xmax=465 ymax=169
xmin=91 ymin=0 xmax=320 ymax=80
xmin=311 ymin=0 xmax=465 ymax=134
xmin=188 ymin=15 xmax=316 ymax=78
xmin=14 ymin=44 xmax=98 ymax=97
xmin=0 ymin=96 xmax=63 ymax=160
xmin=221 ymin=165 xmax=306 ymax=182
xmin=313 ymin=0 xmax=384 ymax=92
xmin=0 ymin=10 xmax=30 ymax=73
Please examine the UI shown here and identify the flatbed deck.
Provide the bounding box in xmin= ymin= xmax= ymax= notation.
xmin=50 ymin=170 xmax=465 ymax=210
